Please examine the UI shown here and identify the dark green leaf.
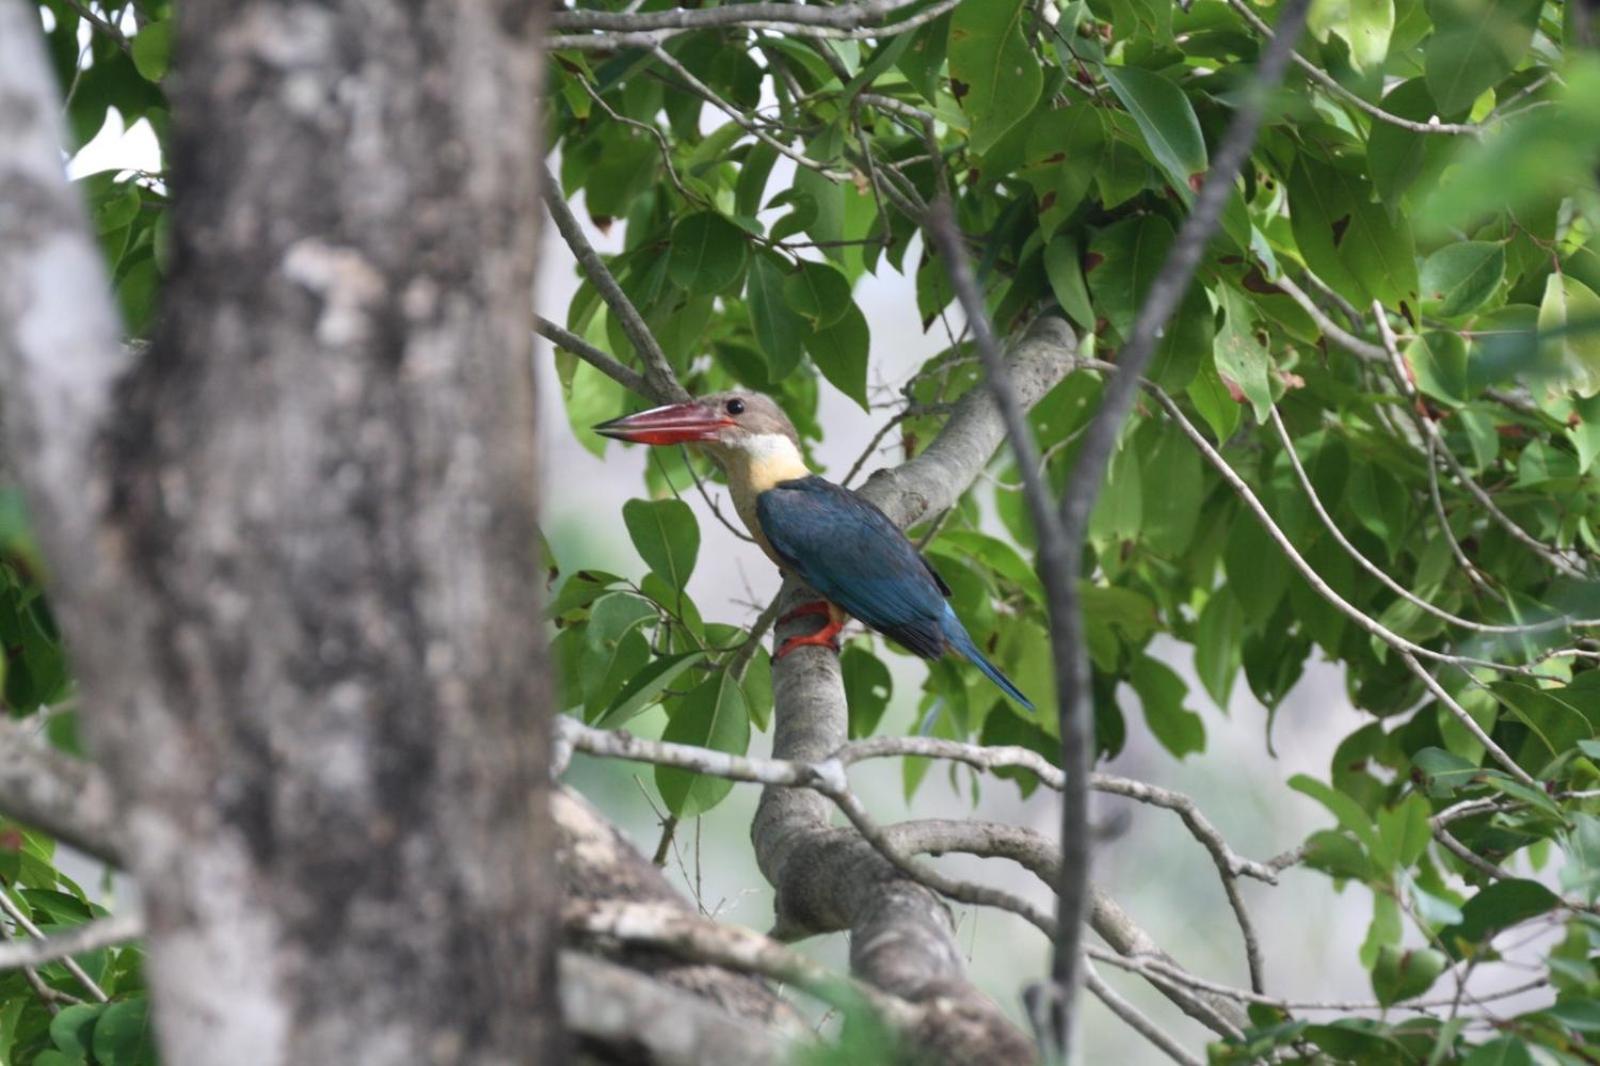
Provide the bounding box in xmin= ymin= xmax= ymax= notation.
xmin=805 ymin=300 xmax=871 ymax=410
xmin=667 ymin=212 xmax=749 ymax=294
xmin=1129 ymin=654 xmax=1204 ymax=758
xmin=657 ymin=671 xmax=752 ymax=816
xmin=598 ymin=651 xmax=708 ymax=728
xmin=948 ymin=0 xmax=1043 ymax=154
xmin=747 ymin=250 xmax=808 ymax=379
xmin=622 ymin=498 xmax=700 ymax=593
xmin=1102 ymin=65 xmax=1207 ymax=199
xmin=1420 ymin=242 xmax=1504 ymax=319
xmin=843 ymin=646 xmax=893 ymax=739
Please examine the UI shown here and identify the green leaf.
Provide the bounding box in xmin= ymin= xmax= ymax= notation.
xmin=35 ymin=1053 xmax=88 ymax=1066
xmin=783 ymin=261 xmax=853 ymax=329
xmin=1290 ymin=773 xmax=1381 ymax=857
xmin=598 ymin=651 xmax=708 ymax=728
xmin=622 ymin=498 xmax=700 ymax=593
xmin=1370 ymin=945 xmax=1446 ymax=1006
xmin=842 ymin=646 xmax=893 ymax=739
xmin=1420 ymin=242 xmax=1505 ymax=319
xmin=1194 ymin=589 xmax=1244 ymax=710
xmin=50 ymin=1005 xmax=101 ymax=1057
xmin=92 ymin=997 xmax=154 ymax=1066
xmin=1493 ymin=681 xmax=1593 ymax=765
xmin=667 ymin=212 xmax=749 ymax=294
xmin=1129 ymin=655 xmax=1205 ymax=758
xmin=1424 ymin=0 xmax=1542 ymax=115
xmin=805 ymin=300 xmax=871 ymax=410
xmin=656 ymin=670 xmax=752 ymax=817
xmin=1043 ymin=235 xmax=1095 ymax=330
xmin=1412 ymin=746 xmax=1483 ymax=793
xmin=1087 ymin=214 xmax=1174 ymax=339
xmin=1368 ymin=79 xmax=1462 ymax=207
xmin=1215 ymin=286 xmax=1275 ymax=421
xmin=1103 ymin=66 xmax=1208 ymax=199
xmin=948 ymin=0 xmax=1043 ymax=155
xmin=1360 ymin=892 xmax=1402 ymax=967
xmin=747 ymin=250 xmax=808 ymax=379
xmin=1187 ymin=359 xmax=1242 ymax=443
xmin=130 ymin=20 xmax=172 ymax=82
xmin=1538 ymin=273 xmax=1600 ymax=397
xmin=1442 ymin=878 xmax=1560 ymax=951
xmin=1308 ymin=0 xmax=1394 ymax=70
xmin=1461 ymin=1036 xmax=1533 ymax=1066
xmin=1407 ymin=331 xmax=1470 ymax=406
xmin=1289 ymin=156 xmax=1418 ymax=309
xmin=1377 ymin=792 xmax=1433 ymax=868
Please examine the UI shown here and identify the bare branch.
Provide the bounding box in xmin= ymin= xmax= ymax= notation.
xmin=534 ymin=314 xmax=652 ymax=399
xmin=1083 ymin=968 xmax=1205 ymax=1066
xmin=0 ymin=889 xmax=111 ymax=1002
xmin=0 ymin=717 xmax=123 ymax=866
xmin=1039 ymin=0 xmax=1312 ymax=1049
xmin=0 ymin=910 xmax=142 ymax=973
xmin=566 ymin=899 xmax=919 ymax=1026
xmin=546 ymin=0 xmax=964 ymax=48
xmin=540 ymin=163 xmax=689 ymax=404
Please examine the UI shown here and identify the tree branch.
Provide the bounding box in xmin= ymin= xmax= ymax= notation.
xmin=541 ymin=163 xmax=689 ymax=404
xmin=535 ymin=315 xmax=653 ymax=399
xmin=0 ymin=910 xmax=142 ymax=973
xmin=559 ymin=951 xmax=791 ymax=1066
xmin=0 ymin=717 xmax=123 ymax=865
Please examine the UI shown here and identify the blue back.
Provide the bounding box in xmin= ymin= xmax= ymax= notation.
xmin=756 ymin=476 xmax=949 ymax=658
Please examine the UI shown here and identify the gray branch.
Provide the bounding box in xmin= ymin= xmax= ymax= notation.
xmin=561 ymin=951 xmax=790 ymax=1066
xmin=0 ymin=717 xmax=123 ymax=865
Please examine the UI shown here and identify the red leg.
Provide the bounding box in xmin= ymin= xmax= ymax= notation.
xmin=776 ymin=617 xmax=846 ymax=659
xmin=778 ymin=600 xmax=833 ymax=627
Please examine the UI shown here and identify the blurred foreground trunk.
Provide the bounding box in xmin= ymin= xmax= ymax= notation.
xmin=0 ymin=0 xmax=563 ymax=1061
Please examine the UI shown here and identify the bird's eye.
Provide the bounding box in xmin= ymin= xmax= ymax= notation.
xmin=725 ymin=398 xmax=746 ymax=416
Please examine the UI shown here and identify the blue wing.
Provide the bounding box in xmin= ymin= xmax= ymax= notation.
xmin=756 ymin=476 xmax=949 ymax=658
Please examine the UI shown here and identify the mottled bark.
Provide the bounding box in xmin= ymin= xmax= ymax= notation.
xmin=0 ymin=1 xmax=560 ymax=1062
xmin=553 ymin=786 xmax=802 ymax=1031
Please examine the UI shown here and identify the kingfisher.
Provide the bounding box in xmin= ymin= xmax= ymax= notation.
xmin=594 ymin=392 xmax=1033 ymax=709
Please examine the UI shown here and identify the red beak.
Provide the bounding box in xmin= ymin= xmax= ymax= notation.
xmin=593 ymin=403 xmax=733 ymax=446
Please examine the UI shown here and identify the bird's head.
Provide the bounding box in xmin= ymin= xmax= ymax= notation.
xmin=593 ymin=391 xmax=800 ymax=467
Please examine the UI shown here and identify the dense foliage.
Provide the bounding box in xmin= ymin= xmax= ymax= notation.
xmin=543 ymin=0 xmax=1600 ymax=1060
xmin=5 ymin=0 xmax=1600 ymax=1061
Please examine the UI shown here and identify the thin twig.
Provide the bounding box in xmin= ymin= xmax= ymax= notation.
xmin=1372 ymin=302 xmax=1589 ymax=580
xmin=534 ymin=315 xmax=652 ymax=399
xmin=1223 ymin=0 xmax=1480 ymax=136
xmin=1041 ymin=0 xmax=1312 ymax=1052
xmin=539 ymin=166 xmax=688 ymax=404
xmin=1268 ymin=406 xmax=1569 ymax=636
xmin=0 ymin=892 xmax=119 ymax=1002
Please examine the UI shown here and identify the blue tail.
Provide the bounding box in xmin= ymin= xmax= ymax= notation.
xmin=940 ymin=605 xmax=1035 ymax=711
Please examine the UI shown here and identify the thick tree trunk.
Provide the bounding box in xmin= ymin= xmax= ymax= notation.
xmin=0 ymin=1 xmax=561 ymax=1062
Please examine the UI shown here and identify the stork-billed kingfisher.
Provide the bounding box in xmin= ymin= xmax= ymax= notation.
xmin=594 ymin=392 xmax=1033 ymax=710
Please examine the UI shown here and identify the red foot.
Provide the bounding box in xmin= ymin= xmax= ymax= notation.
xmin=776 ymin=618 xmax=846 ymax=659
xmin=779 ymin=600 xmax=833 ymax=626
